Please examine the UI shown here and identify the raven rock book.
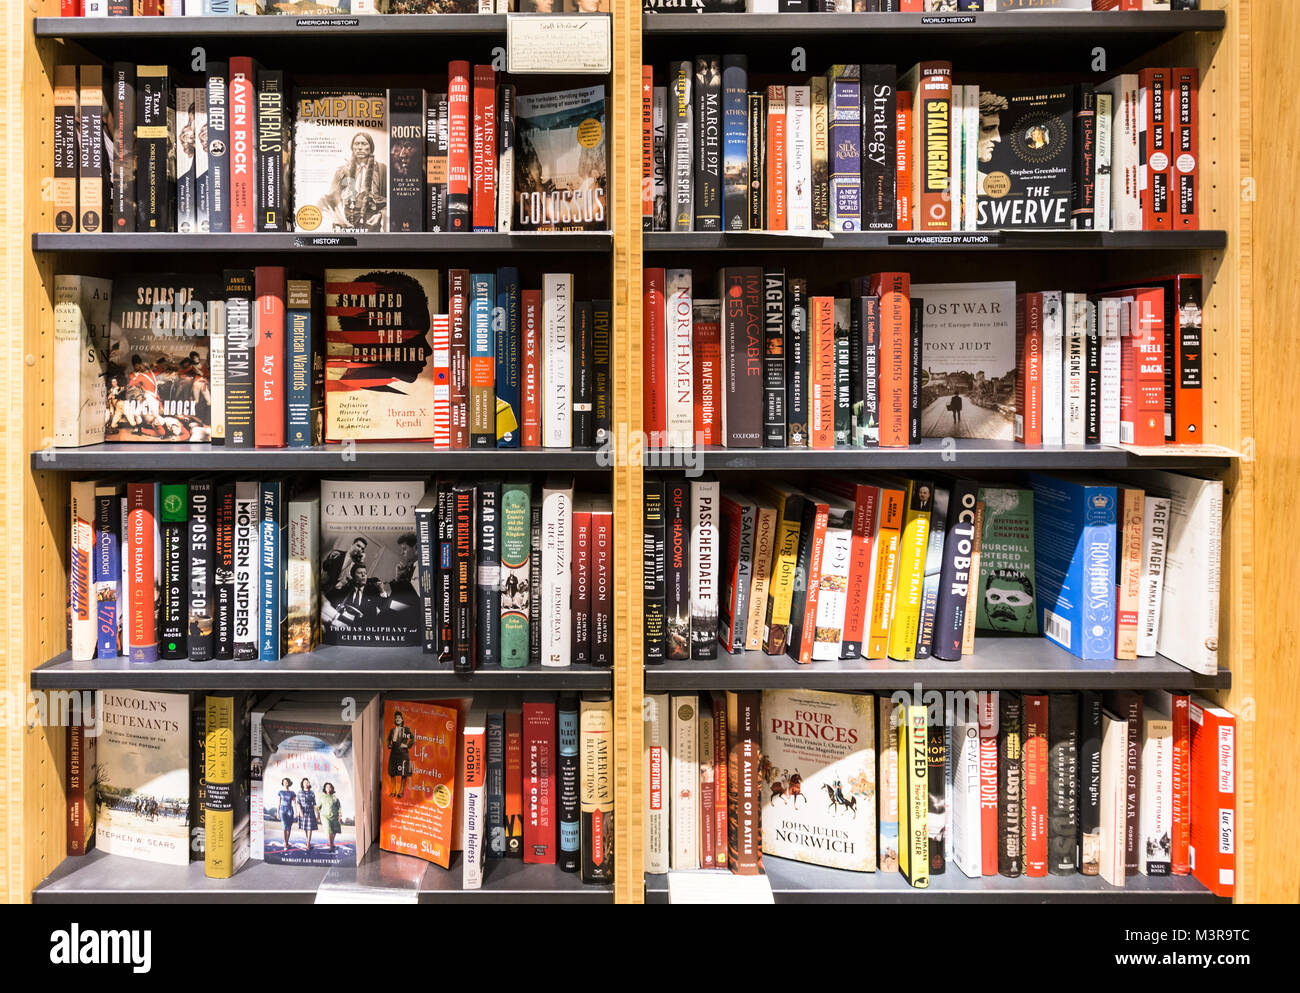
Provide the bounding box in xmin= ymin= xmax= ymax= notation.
xmin=976 ymin=86 xmax=1075 ymax=230
xmin=292 ymin=88 xmax=389 ymax=233
xmin=514 ymin=86 xmax=607 ymax=232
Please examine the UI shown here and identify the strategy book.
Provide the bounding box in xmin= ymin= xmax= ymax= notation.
xmin=975 ymin=86 xmax=1075 ymax=230
xmin=514 ymin=86 xmax=607 ymax=232
xmin=319 ymin=479 xmax=424 ymax=647
xmin=912 ymin=281 xmax=1017 ymax=441
xmin=323 ymin=269 xmax=440 ymax=441
xmin=760 ymin=689 xmax=876 ymax=871
xmin=975 ymin=486 xmax=1037 ymax=634
xmin=105 ymin=273 xmax=221 ymax=443
xmin=292 ymin=88 xmax=389 ymax=233
xmin=379 ymin=699 xmax=459 ymax=869
xmin=95 ymin=690 xmax=191 ymax=866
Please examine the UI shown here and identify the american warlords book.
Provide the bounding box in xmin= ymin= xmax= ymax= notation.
xmin=323 ymin=269 xmax=440 ymax=441
xmin=292 ymin=88 xmax=389 ymax=233
xmin=912 ymin=281 xmax=1017 ymax=441
xmin=514 ymin=86 xmax=608 ymax=232
xmin=976 ymin=87 xmax=1074 ymax=230
xmin=319 ymin=479 xmax=425 ymax=647
xmin=105 ymin=274 xmax=221 ymax=443
xmin=760 ymin=689 xmax=876 ymax=871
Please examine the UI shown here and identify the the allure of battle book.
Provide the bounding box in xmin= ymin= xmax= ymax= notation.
xmin=105 ymin=274 xmax=220 ymax=443
xmin=319 ymin=478 xmax=425 ymax=648
xmin=293 ymin=88 xmax=389 ymax=233
xmin=514 ymin=86 xmax=608 ymax=232
xmin=976 ymin=87 xmax=1075 ymax=230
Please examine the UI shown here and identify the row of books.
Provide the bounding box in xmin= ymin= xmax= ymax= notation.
xmin=642 ymin=57 xmax=1198 ymax=234
xmin=55 ymin=268 xmax=608 ymax=447
xmin=61 ymin=3 xmax=603 ymax=17
xmin=643 ymin=470 xmax=1221 ymax=674
xmin=52 ymin=60 xmax=606 ymax=235
xmin=68 ymin=689 xmax=614 ymax=889
xmin=645 ymin=2 xmax=1201 ymax=12
xmin=646 ymin=687 xmax=1234 ymax=899
xmin=67 ymin=475 xmax=612 ymax=667
xmin=643 ymin=269 xmax=1202 ymax=450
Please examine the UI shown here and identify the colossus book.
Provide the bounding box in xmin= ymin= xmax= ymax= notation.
xmin=514 ymin=86 xmax=608 ymax=232
xmin=292 ymin=88 xmax=389 ymax=233
xmin=975 ymin=86 xmax=1075 ymax=230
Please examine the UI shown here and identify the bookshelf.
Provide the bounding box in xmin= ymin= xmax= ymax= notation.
xmin=0 ymin=0 xmax=1286 ymax=908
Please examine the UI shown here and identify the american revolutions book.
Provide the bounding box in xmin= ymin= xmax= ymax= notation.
xmin=514 ymin=86 xmax=607 ymax=232
xmin=292 ymin=88 xmax=389 ymax=233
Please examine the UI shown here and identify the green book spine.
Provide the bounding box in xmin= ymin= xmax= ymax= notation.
xmin=160 ymin=483 xmax=189 ymax=660
xmin=499 ymin=481 xmax=531 ymax=669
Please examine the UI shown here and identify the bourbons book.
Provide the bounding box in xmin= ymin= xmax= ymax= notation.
xmin=293 ymin=88 xmax=389 ymax=233
xmin=514 ymin=86 xmax=608 ymax=232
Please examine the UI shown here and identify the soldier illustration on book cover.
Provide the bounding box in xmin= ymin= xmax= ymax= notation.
xmin=514 ymin=85 xmax=608 ymax=232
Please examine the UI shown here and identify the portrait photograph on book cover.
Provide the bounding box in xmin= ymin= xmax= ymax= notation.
xmin=293 ymin=88 xmax=388 ymax=233
xmin=259 ymin=728 xmax=357 ymax=867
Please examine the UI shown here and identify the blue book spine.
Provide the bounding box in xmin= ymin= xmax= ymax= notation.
xmin=95 ymin=494 xmax=120 ymax=660
xmin=1029 ymin=474 xmax=1117 ymax=660
xmin=258 ymin=480 xmax=283 ymax=662
xmin=557 ymin=699 xmax=580 ymax=872
xmin=722 ymin=55 xmax=749 ymax=232
xmin=205 ymin=64 xmax=230 ymax=234
xmin=495 ymin=266 xmax=521 ymax=448
xmin=205 ymin=1 xmax=235 ymax=13
xmin=829 ymin=68 xmax=861 ymax=233
xmin=470 ymin=272 xmax=495 ymax=449
xmin=486 ymin=711 xmax=506 ymax=859
xmin=286 ymin=282 xmax=321 ymax=448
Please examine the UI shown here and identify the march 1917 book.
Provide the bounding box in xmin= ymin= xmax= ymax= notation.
xmin=293 ymin=88 xmax=389 ymax=233
xmin=514 ymin=86 xmax=608 ymax=232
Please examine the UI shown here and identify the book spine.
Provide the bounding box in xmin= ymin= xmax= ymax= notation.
xmin=829 ymin=66 xmax=861 ymax=232
xmin=914 ymin=63 xmax=952 ymax=230
xmin=899 ymin=705 xmax=929 ymax=887
xmin=255 ymin=70 xmax=285 ymax=231
xmin=452 ymin=483 xmax=476 ymax=672
xmin=670 ymin=695 xmax=699 ymax=869
xmin=865 ymin=487 xmax=904 ymax=660
xmin=126 ymin=483 xmax=158 ymax=662
xmin=1072 ymin=85 xmax=1097 ymax=230
xmin=664 ymin=481 xmax=689 ymax=662
xmin=541 ymin=479 xmax=574 ymax=668
xmin=644 ymin=694 xmax=670 ymax=873
xmin=642 ymin=66 xmax=653 ymax=232
xmin=652 ymin=84 xmax=668 ymax=233
xmin=1063 ymin=294 xmax=1088 ymax=445
xmin=415 ymin=500 xmax=436 ymax=654
xmin=1118 ymin=289 xmax=1166 ymax=446
xmin=837 ymin=485 xmax=877 ymax=659
xmin=425 ymin=93 xmax=445 ymax=232
xmin=694 ymin=56 xmax=722 ymax=231
xmin=1172 ymin=68 xmax=1198 ymax=229
xmin=914 ymin=486 xmax=946 ymax=659
xmin=908 ymin=297 xmax=922 ymax=445
xmin=878 ymin=700 xmax=899 ymax=872
xmin=998 ymin=693 xmax=1023 ymax=877
xmin=497 ymin=83 xmax=514 ymax=233
xmin=762 ymin=270 xmax=786 ymax=447
xmin=67 ymin=715 xmax=93 ymax=855
xmin=721 ymin=500 xmax=753 ymax=654
xmin=690 ymin=479 xmax=721 ymax=660
xmin=1041 ymin=290 xmax=1063 ymax=447
xmin=594 ymin=300 xmax=612 ymax=449
xmin=861 ymin=66 xmax=897 ymax=230
xmin=228 ymin=58 xmax=255 ymax=233
xmin=387 ymin=88 xmax=425 ymax=233
xmin=748 ymin=91 xmax=766 ymax=231
xmin=500 ymin=483 xmax=530 ymax=668
xmin=572 ymin=505 xmax=592 ymax=666
xmin=232 ymin=481 xmax=259 ymax=661
xmin=1015 ymin=293 xmax=1043 ymax=445
xmin=591 ymin=504 xmax=613 ymax=667
xmin=476 ymin=483 xmax=500 ymax=667
xmin=496 ymin=267 xmax=522 ymax=447
xmin=767 ymin=85 xmax=786 ymax=231
xmin=487 ymin=711 xmax=506 ymax=858
xmin=669 ymin=61 xmax=693 ymax=232
xmin=69 ymin=483 xmax=96 ymax=660
xmin=505 ymin=708 xmax=524 ymax=857
xmin=1115 ymin=488 xmax=1144 ymax=659
xmin=462 ymin=711 xmax=487 ymax=888
xmin=471 ymin=65 xmax=497 ymax=231
xmin=785 ymin=277 xmax=808 ymax=446
xmin=447 ymin=61 xmax=471 ymax=231
xmin=711 ymin=690 xmax=728 ymax=869
xmin=643 ymin=268 xmax=666 ymax=447
xmin=1137 ymin=496 xmax=1170 ymax=657
xmin=1172 ymin=275 xmax=1203 ymax=444
xmin=810 ymin=76 xmax=829 ymax=231
xmin=254 ymin=266 xmax=285 ymax=448
xmin=449 ymin=270 xmax=470 ymax=449
xmin=258 ymin=480 xmax=283 ymax=662
xmin=543 ymin=274 xmax=573 ymax=448
xmin=1094 ymin=91 xmax=1113 ymax=231
xmin=699 ymin=701 xmax=715 ymax=868
xmin=1086 ymin=299 xmax=1102 ymax=444
xmin=1169 ymin=693 xmax=1191 ymax=875
xmin=721 ymin=268 xmax=764 ymax=448
xmin=223 ymin=270 xmax=255 ymax=449
xmin=1140 ymin=67 xmax=1172 ymax=230
xmin=136 ymin=65 xmax=174 ymax=232
xmin=286 ymin=279 xmax=323 ymax=448
xmin=522 ymin=290 xmax=542 ymax=447
xmin=203 ymin=63 xmax=227 ymax=233
xmin=855 ymin=295 xmax=880 ymax=446
xmin=571 ymin=301 xmax=593 ymax=447
xmin=580 ymin=696 xmax=615 ymax=884
xmin=808 ymin=296 xmax=836 ymax=449
xmin=78 ymin=66 xmax=109 ymax=234
xmin=1048 ymin=693 xmax=1079 ymax=875
xmin=213 ymin=483 xmax=235 ymax=659
xmin=835 ymin=299 xmax=851 ymax=445
xmin=1189 ymin=700 xmax=1234 ymax=898
xmin=1079 ymin=690 xmax=1103 ymax=875
xmin=722 ymin=55 xmax=749 ymax=231
xmin=786 ymin=85 xmax=811 ymax=230
xmin=727 ymin=691 xmax=763 ymax=875
xmin=786 ymin=499 xmax=828 ymax=665
xmin=469 ymin=272 xmax=496 ymax=448
xmin=202 ymin=695 xmax=240 ymax=878
xmin=643 ymin=480 xmax=666 ymax=664
xmin=932 ymin=479 xmax=978 ymax=661
xmin=871 ymin=272 xmax=909 ymax=448
xmin=1140 ymin=713 xmax=1173 ymax=876
xmin=887 ymin=485 xmax=930 ymax=661
xmin=557 ymin=697 xmax=580 ymax=873
xmin=528 ymin=490 xmax=542 ymax=666
xmin=94 ymin=494 xmax=121 ymax=659
xmin=665 ymin=270 xmax=695 ymax=448
xmin=979 ymin=695 xmax=999 ymax=875
xmin=159 ymin=483 xmax=189 ymax=660
xmin=895 ymin=89 xmax=913 ymax=230
xmin=435 ymin=484 xmax=453 ymax=661
xmin=927 ymin=718 xmax=947 ymax=876
xmin=111 ymin=63 xmax=137 ymax=231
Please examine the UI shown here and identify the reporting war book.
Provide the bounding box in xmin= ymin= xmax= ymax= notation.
xmin=976 ymin=87 xmax=1075 ymax=230
xmin=514 ymin=86 xmax=608 ymax=232
xmin=293 ymin=88 xmax=389 ymax=233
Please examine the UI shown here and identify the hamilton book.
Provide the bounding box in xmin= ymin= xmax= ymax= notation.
xmin=514 ymin=86 xmax=608 ymax=232
xmin=293 ymin=88 xmax=389 ymax=233
xmin=976 ymin=86 xmax=1075 ymax=230
xmin=319 ymin=479 xmax=425 ymax=647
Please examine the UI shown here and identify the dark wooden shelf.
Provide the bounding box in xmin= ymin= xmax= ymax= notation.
xmin=35 ymin=13 xmax=510 ymax=41
xmin=643 ymin=230 xmax=1228 ymax=253
xmin=32 ymin=231 xmax=612 ymax=255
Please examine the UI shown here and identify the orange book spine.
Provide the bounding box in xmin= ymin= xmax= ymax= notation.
xmin=871 ymin=271 xmax=910 ymax=448
xmin=522 ymin=290 xmax=541 ymax=448
xmin=1015 ymin=293 xmax=1043 ymax=446
xmin=254 ymin=266 xmax=286 ymax=448
xmin=895 ymin=91 xmax=913 ymax=231
xmin=809 ymin=296 xmax=836 ymax=449
xmin=642 ymin=66 xmax=654 ymax=231
xmin=865 ymin=486 xmax=904 ymax=660
xmin=793 ymin=502 xmax=829 ymax=665
xmin=711 ymin=691 xmax=728 ymax=868
xmin=472 ymin=64 xmax=497 ymax=232
xmin=913 ymin=63 xmax=952 ymax=231
xmin=644 ymin=268 xmax=667 ymax=447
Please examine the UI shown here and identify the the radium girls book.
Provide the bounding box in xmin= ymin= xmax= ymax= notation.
xmin=975 ymin=86 xmax=1075 ymax=230
xmin=292 ymin=88 xmax=389 ymax=233
xmin=319 ymin=479 xmax=425 ymax=647
xmin=105 ymin=274 xmax=220 ymax=443
xmin=514 ymin=86 xmax=608 ymax=232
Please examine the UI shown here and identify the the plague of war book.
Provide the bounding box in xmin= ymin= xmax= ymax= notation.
xmin=293 ymin=88 xmax=389 ymax=233
xmin=976 ymin=86 xmax=1075 ymax=230
xmin=319 ymin=479 xmax=425 ymax=647
xmin=514 ymin=86 xmax=608 ymax=232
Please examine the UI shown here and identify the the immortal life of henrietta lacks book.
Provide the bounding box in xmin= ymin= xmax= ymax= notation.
xmin=379 ymin=698 xmax=459 ymax=869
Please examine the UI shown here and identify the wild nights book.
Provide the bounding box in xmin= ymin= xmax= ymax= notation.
xmin=514 ymin=86 xmax=608 ymax=232
xmin=293 ymin=88 xmax=389 ymax=233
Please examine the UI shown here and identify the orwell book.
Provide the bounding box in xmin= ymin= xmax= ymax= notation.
xmin=319 ymin=478 xmax=425 ymax=647
xmin=514 ymin=86 xmax=608 ymax=232
xmin=105 ymin=274 xmax=221 ymax=443
xmin=293 ymin=88 xmax=389 ymax=233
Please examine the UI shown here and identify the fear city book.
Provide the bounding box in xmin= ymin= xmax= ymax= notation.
xmin=976 ymin=86 xmax=1075 ymax=230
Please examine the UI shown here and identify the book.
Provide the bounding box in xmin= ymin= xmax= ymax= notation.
xmin=54 ymin=275 xmax=113 ymax=449
xmin=975 ymin=487 xmax=1036 ymax=634
xmin=292 ymin=87 xmax=388 ymax=232
xmin=690 ymin=477 xmax=721 ymax=659
xmin=388 ymin=88 xmax=425 ymax=233
xmin=975 ymin=85 xmax=1074 ymax=228
xmin=899 ymin=61 xmax=952 ymax=231
xmin=580 ymin=695 xmax=615 ymax=884
xmin=557 ymin=695 xmax=581 ymax=872
xmin=726 ymin=690 xmax=763 ymax=875
xmin=514 ymin=86 xmax=608 ymax=231
xmin=67 ymin=700 xmax=97 ymax=856
xmin=1100 ymin=708 xmax=1128 ymax=886
xmin=997 ymin=692 xmax=1023 ymax=877
xmin=500 ymin=481 xmax=531 ymax=668
xmin=203 ymin=693 xmax=252 ymax=879
xmin=472 ymin=65 xmax=497 ymax=232
xmin=1188 ymin=695 xmax=1233 ymax=898
xmin=670 ymin=694 xmax=699 ymax=869
xmin=286 ymin=488 xmax=320 ymax=655
xmin=136 ymin=65 xmax=176 ymax=233
xmin=720 ymin=268 xmax=764 ymax=448
xmin=522 ymin=696 xmax=557 ymax=864
xmin=861 ymin=65 xmax=897 ymax=230
xmin=1138 ymin=698 xmax=1173 ymax=876
xmin=1047 ymin=692 xmax=1079 ymax=875
xmin=722 ymin=55 xmax=749 ymax=230
xmin=898 ymin=703 xmax=928 ymax=887
xmin=541 ymin=476 xmax=574 ymax=667
xmin=644 ymin=693 xmax=670 ymax=874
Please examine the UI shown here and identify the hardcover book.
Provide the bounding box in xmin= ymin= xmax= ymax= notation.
xmin=974 ymin=487 xmax=1036 ymax=634
xmin=514 ymin=86 xmax=608 ymax=231
xmin=292 ymin=88 xmax=389 ymax=233
xmin=976 ymin=86 xmax=1075 ymax=229
xmin=54 ymin=275 xmax=113 ymax=449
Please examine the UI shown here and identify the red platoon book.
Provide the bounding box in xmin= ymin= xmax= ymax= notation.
xmin=711 ymin=690 xmax=728 ymax=869
xmin=720 ymin=267 xmax=764 ymax=449
xmin=1139 ymin=67 xmax=1172 ymax=231
xmin=449 ymin=269 xmax=471 ymax=449
xmin=766 ymin=85 xmax=786 ymax=231
xmin=591 ymin=501 xmax=613 ymax=667
xmin=229 ymin=57 xmax=259 ymax=234
xmin=571 ymin=501 xmax=592 ymax=666
xmin=642 ymin=66 xmax=654 ymax=232
xmin=1015 ymin=292 xmax=1043 ymax=446
xmin=471 ymin=65 xmax=496 ymax=232
xmin=126 ymin=482 xmax=158 ymax=663
xmin=979 ymin=695 xmax=999 ymax=876
xmin=522 ymin=289 xmax=541 ymax=447
xmin=895 ymin=90 xmax=913 ymax=231
xmin=1104 ymin=287 xmax=1165 ymax=447
xmin=255 ymin=266 xmax=286 ymax=448
xmin=522 ymin=696 xmax=557 ymax=865
xmin=786 ymin=494 xmax=830 ymax=666
xmin=818 ymin=479 xmax=879 ymax=660
xmin=700 ymin=696 xmax=716 ymax=869
xmin=447 ymin=61 xmax=472 ymax=232
xmin=902 ymin=62 xmax=952 ymax=231
xmin=1171 ymin=67 xmax=1199 ymax=230
xmin=870 ymin=271 xmax=910 ymax=448
xmin=693 ymin=299 xmax=722 ymax=446
xmin=643 ymin=268 xmax=667 ymax=447
xmin=727 ymin=691 xmax=763 ymax=875
xmin=808 ymin=296 xmax=836 ymax=450
xmin=1189 ymin=696 xmax=1234 ymax=899
xmin=1022 ymin=694 xmax=1049 ymax=877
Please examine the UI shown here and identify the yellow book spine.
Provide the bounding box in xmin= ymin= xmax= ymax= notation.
xmin=767 ymin=511 xmax=802 ymax=629
xmin=204 ymin=695 xmax=235 ymax=880
xmin=898 ymin=704 xmax=929 ymax=888
xmin=887 ymin=498 xmax=931 ymax=661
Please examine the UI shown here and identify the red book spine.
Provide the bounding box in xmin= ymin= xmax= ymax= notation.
xmin=1094 ymin=1 xmax=1121 ymax=9
xmin=870 ymin=272 xmax=910 ymax=448
xmin=229 ymin=58 xmax=257 ymax=234
xmin=712 ymin=691 xmax=728 ymax=869
xmin=766 ymin=86 xmax=786 ymax=231
xmin=644 ymin=268 xmax=667 ymax=447
xmin=720 ymin=498 xmax=744 ymax=652
xmin=1140 ymin=67 xmax=1172 ymax=231
xmin=1116 ymin=287 xmax=1165 ymax=446
xmin=255 ymin=266 xmax=286 ymax=448
xmin=914 ymin=63 xmax=952 ymax=231
xmin=642 ymin=66 xmax=653 ymax=231
xmin=522 ymin=289 xmax=541 ymax=447
xmin=1023 ymin=694 xmax=1049 ymax=878
xmin=809 ymin=296 xmax=836 ymax=450
xmin=67 ymin=719 xmax=91 ymax=855
xmin=1172 ymin=67 xmax=1199 ymax=230
xmin=448 ymin=61 xmax=471 ymax=232
xmin=471 ymin=65 xmax=496 ymax=232
xmin=143 ymin=0 xmax=160 ymax=13
xmin=895 ymin=91 xmax=913 ymax=231
xmin=62 ymin=1 xmax=80 ymax=15
xmin=522 ymin=699 xmax=557 ymax=865
xmin=449 ymin=269 xmax=470 ymax=449
xmin=1015 ymin=293 xmax=1043 ymax=445
xmin=126 ymin=483 xmax=157 ymax=663
xmin=591 ymin=507 xmax=613 ymax=668
xmin=1170 ymin=693 xmax=1191 ymax=875
xmin=1189 ymin=698 xmax=1234 ymax=899
xmin=693 ymin=305 xmax=721 ymax=446
xmin=571 ymin=507 xmax=592 ymax=666
xmin=900 ymin=0 xmax=922 ymax=11
xmin=841 ymin=484 xmax=878 ymax=658
xmin=979 ymin=729 xmax=999 ymax=875
xmin=794 ymin=502 xmax=829 ymax=665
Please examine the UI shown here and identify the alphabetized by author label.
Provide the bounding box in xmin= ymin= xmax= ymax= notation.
xmin=294 ymin=236 xmax=358 ymax=248
xmin=888 ymin=233 xmax=1002 ymax=246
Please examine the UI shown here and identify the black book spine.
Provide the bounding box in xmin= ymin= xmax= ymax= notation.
xmin=426 ymin=92 xmax=448 ymax=232
xmin=857 ymin=295 xmax=881 ymax=447
xmin=593 ymin=299 xmax=612 ymax=448
xmin=783 ymin=496 xmax=817 ymax=663
xmin=528 ymin=488 xmax=542 ymax=667
xmin=416 ymin=499 xmax=436 ymax=655
xmin=1072 ymin=85 xmax=1097 ymax=231
xmin=860 ymin=65 xmax=897 ymax=231
xmin=930 ymin=477 xmax=978 ymax=661
xmin=112 ymin=63 xmax=137 ymax=232
xmin=785 ymin=278 xmax=808 ymax=447
xmin=453 ymin=482 xmax=476 ymax=674
xmin=722 ymin=267 xmax=764 ymax=448
xmin=223 ymin=269 xmax=256 ymax=449
xmin=998 ymin=691 xmax=1023 ymax=877
xmin=1078 ymin=689 xmax=1102 ymax=875
xmin=205 ymin=63 xmax=229 ymax=234
xmin=573 ymin=301 xmax=595 ymax=447
xmin=669 ymin=60 xmax=693 ymax=232
xmin=136 ymin=65 xmax=174 ymax=232
xmin=255 ymin=70 xmax=286 ymax=232
xmin=476 ymin=482 xmax=500 ymax=668
xmin=643 ymin=479 xmax=667 ymax=664
xmin=693 ymin=55 xmax=722 ymax=232
xmin=722 ymin=55 xmax=749 ymax=231
xmin=927 ymin=720 xmax=946 ymax=876
xmin=909 ymin=297 xmax=923 ymax=445
xmin=557 ymin=695 xmax=580 ymax=873
xmin=834 ymin=301 xmax=851 ymax=446
xmin=1085 ymin=298 xmax=1101 ymax=445
xmin=1048 ymin=692 xmax=1079 ymax=875
xmin=161 ymin=508 xmax=187 ymax=661
xmin=213 ymin=482 xmax=235 ymax=660
xmin=762 ymin=270 xmax=786 ymax=447
xmin=436 ymin=482 xmax=453 ymax=663
xmin=187 ymin=480 xmax=215 ymax=663
xmin=389 ymin=88 xmax=426 ymax=233
xmin=79 ymin=73 xmax=109 ymax=234
xmin=748 ymin=91 xmax=766 ymax=232
xmin=665 ymin=480 xmax=690 ymax=661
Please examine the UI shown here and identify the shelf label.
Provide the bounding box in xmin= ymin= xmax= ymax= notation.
xmin=507 ymin=14 xmax=611 ymax=75
xmin=889 ymin=232 xmax=1002 ymax=246
xmin=667 ymin=871 xmax=775 ymax=905
xmin=294 ymin=236 xmax=358 ymax=248
xmin=295 ymin=17 xmax=360 ymax=27
xmin=920 ymin=15 xmax=976 ymax=25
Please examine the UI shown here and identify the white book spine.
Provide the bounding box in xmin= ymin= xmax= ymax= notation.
xmin=963 ymin=85 xmax=979 ymax=232
xmin=1100 ymin=297 xmax=1122 ymax=446
xmin=689 ymin=479 xmax=720 ymax=659
xmin=1151 ymin=474 xmax=1221 ymax=676
xmin=811 ymin=527 xmax=851 ymax=661
xmin=950 ymin=85 xmax=963 ymax=232
xmin=497 ymin=135 xmax=513 ymax=236
xmin=1094 ymin=92 xmax=1113 ymax=232
xmin=665 ymin=268 xmax=695 ymax=447
xmin=670 ymin=694 xmax=700 ymax=870
xmin=70 ymin=481 xmax=97 ymax=661
xmin=249 ymin=704 xmax=267 ymax=859
xmin=233 ymin=481 xmax=260 ymax=660
xmin=85 ymin=1 xmax=108 ymax=14
xmin=1139 ymin=715 xmax=1173 ymax=875
xmin=1102 ymin=75 xmax=1142 ymax=231
xmin=208 ymin=299 xmax=226 ymax=443
xmin=542 ymin=273 xmax=573 ymax=448
xmin=1137 ymin=496 xmax=1171 ymax=657
xmin=1100 ymin=712 xmax=1128 ymax=887
xmin=462 ymin=704 xmax=488 ymax=890
xmin=54 ymin=275 xmax=111 ymax=449
xmin=747 ymin=1 xmax=779 ymax=11
xmin=786 ymin=86 xmax=812 ymax=232
xmin=1063 ymin=293 xmax=1088 ymax=445
xmin=1041 ymin=290 xmax=1064 ymax=447
xmin=644 ymin=693 xmax=671 ymax=874
xmin=432 ymin=314 xmax=450 ymax=448
xmin=950 ymin=719 xmax=981 ymax=878
xmin=541 ymin=479 xmax=574 ymax=667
